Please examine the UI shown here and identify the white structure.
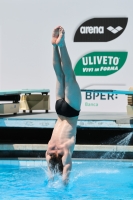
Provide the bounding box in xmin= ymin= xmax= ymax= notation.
xmin=0 ymin=0 xmax=132 ymax=112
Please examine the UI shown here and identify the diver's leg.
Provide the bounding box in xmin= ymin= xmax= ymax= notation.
xmin=53 ymin=46 xmax=65 ymax=100
xmin=56 ymin=27 xmax=81 ymax=110
xmin=52 ymin=27 xmax=65 ymax=100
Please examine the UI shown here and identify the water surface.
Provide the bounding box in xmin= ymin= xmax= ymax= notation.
xmin=0 ymin=160 xmax=133 ymax=199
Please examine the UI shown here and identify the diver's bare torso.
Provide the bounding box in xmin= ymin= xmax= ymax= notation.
xmin=47 ymin=115 xmax=78 ymax=157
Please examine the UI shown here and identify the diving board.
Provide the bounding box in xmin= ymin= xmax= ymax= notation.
xmin=81 ymin=89 xmax=133 ymax=95
xmin=0 ymin=89 xmax=50 ymax=114
xmin=0 ymin=89 xmax=50 ymax=96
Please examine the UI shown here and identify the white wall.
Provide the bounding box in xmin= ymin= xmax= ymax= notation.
xmin=0 ymin=26 xmax=1 ymax=89
xmin=0 ymin=0 xmax=132 ymax=112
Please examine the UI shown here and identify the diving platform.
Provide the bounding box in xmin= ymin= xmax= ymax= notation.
xmin=0 ymin=111 xmax=132 ymax=129
xmin=0 ymin=89 xmax=132 ymax=159
xmin=0 ymin=88 xmax=132 ymax=128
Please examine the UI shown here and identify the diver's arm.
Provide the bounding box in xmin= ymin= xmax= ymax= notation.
xmin=62 ymin=153 xmax=72 ymax=185
xmin=45 ymin=151 xmax=53 ymax=181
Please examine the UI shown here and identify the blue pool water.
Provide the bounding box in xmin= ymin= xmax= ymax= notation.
xmin=0 ymin=160 xmax=133 ymax=200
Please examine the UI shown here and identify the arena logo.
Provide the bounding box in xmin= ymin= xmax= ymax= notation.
xmin=80 ymin=26 xmax=104 ymax=34
xmin=74 ymin=52 xmax=128 ymax=76
xmin=74 ymin=18 xmax=128 ymax=42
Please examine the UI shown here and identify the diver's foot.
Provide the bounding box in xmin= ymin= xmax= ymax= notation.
xmin=51 ymin=26 xmax=60 ymax=46
xmin=56 ymin=27 xmax=65 ymax=47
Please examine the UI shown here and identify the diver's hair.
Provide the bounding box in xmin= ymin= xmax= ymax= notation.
xmin=49 ymin=154 xmax=63 ymax=174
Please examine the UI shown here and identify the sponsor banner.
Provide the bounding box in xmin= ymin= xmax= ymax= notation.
xmin=74 ymin=52 xmax=128 ymax=76
xmin=74 ymin=18 xmax=128 ymax=42
xmin=81 ymin=91 xmax=127 ymax=112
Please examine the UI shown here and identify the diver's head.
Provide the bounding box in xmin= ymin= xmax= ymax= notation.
xmin=49 ymin=153 xmax=63 ymax=175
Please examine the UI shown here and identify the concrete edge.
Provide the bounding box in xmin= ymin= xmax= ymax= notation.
xmin=0 ymin=144 xmax=133 ymax=152
xmin=1 ymin=118 xmax=133 ymax=128
xmin=0 ymin=158 xmax=133 ymax=162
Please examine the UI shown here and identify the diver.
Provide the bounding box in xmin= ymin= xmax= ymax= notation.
xmin=46 ymin=26 xmax=81 ymax=185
